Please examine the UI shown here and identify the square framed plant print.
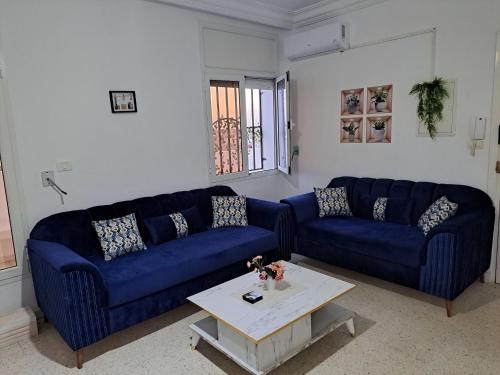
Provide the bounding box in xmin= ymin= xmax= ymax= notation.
xmin=367 ymin=85 xmax=393 ymax=114
xmin=366 ymin=115 xmax=392 ymax=143
xmin=109 ymin=91 xmax=137 ymax=113
xmin=340 ymin=117 xmax=363 ymax=143
xmin=341 ymin=88 xmax=365 ymax=116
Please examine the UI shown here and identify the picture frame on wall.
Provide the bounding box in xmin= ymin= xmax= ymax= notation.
xmin=341 ymin=88 xmax=365 ymax=116
xmin=366 ymin=115 xmax=392 ymax=143
xmin=340 ymin=117 xmax=364 ymax=143
xmin=367 ymin=84 xmax=393 ymax=114
xmin=109 ymin=91 xmax=137 ymax=113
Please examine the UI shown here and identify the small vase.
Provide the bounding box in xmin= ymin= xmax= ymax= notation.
xmin=347 ymin=103 xmax=358 ymax=114
xmin=373 ymin=128 xmax=385 ymax=142
xmin=375 ymin=102 xmax=387 ymax=112
xmin=348 ymin=133 xmax=355 ymax=143
xmin=265 ymin=278 xmax=276 ymax=290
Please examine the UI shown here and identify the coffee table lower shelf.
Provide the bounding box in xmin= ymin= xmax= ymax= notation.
xmin=189 ymin=302 xmax=355 ymax=375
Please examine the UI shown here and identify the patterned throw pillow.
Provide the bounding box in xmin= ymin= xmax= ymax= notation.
xmin=92 ymin=213 xmax=146 ymax=261
xmin=373 ymin=197 xmax=388 ymax=221
xmin=418 ymin=196 xmax=458 ymax=236
xmin=169 ymin=212 xmax=188 ymax=238
xmin=314 ymin=187 xmax=353 ymax=217
xmin=212 ymin=196 xmax=248 ymax=228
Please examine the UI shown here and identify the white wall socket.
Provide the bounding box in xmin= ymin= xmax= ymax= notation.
xmin=41 ymin=171 xmax=54 ymax=187
xmin=55 ymin=160 xmax=72 ymax=172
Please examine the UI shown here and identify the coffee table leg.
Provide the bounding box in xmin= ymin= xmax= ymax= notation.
xmin=346 ymin=317 xmax=355 ymax=337
xmin=191 ymin=332 xmax=200 ymax=351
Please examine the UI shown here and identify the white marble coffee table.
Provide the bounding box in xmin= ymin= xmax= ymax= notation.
xmin=187 ymin=261 xmax=356 ymax=375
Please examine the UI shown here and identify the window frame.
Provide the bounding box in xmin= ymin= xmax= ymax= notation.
xmin=0 ymin=80 xmax=29 ymax=282
xmin=204 ymin=72 xmax=280 ymax=183
xmin=204 ymin=72 xmax=250 ymax=182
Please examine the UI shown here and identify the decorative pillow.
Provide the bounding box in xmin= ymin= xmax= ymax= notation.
xmin=212 ymin=196 xmax=248 ymax=228
xmin=92 ymin=213 xmax=146 ymax=261
xmin=357 ymin=196 xmax=413 ymax=225
xmin=144 ymin=206 xmax=206 ymax=245
xmin=169 ymin=212 xmax=188 ymax=239
xmin=314 ymin=187 xmax=353 ymax=217
xmin=373 ymin=197 xmax=387 ymax=221
xmin=418 ymin=196 xmax=458 ymax=236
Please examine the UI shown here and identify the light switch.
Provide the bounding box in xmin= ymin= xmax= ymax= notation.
xmin=56 ymin=161 xmax=72 ymax=172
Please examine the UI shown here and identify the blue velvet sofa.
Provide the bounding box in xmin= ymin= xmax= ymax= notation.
xmin=282 ymin=177 xmax=494 ymax=316
xmin=28 ymin=185 xmax=292 ymax=368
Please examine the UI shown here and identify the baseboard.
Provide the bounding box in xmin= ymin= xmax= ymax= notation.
xmin=0 ymin=307 xmax=38 ymax=349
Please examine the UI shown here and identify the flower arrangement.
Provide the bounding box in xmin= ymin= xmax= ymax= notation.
xmin=247 ymin=256 xmax=285 ymax=281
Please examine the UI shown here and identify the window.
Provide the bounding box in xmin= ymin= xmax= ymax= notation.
xmin=245 ymin=79 xmax=275 ymax=172
xmin=206 ymin=73 xmax=290 ymax=180
xmin=209 ymin=80 xmax=244 ymax=176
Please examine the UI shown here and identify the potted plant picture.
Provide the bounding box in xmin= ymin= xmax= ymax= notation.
xmin=342 ymin=122 xmax=359 ymax=143
xmin=346 ymin=93 xmax=360 ymax=114
xmin=372 ymin=120 xmax=386 ymax=142
xmin=371 ymin=89 xmax=388 ymax=112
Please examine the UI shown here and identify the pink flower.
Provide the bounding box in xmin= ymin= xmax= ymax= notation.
xmin=259 ymin=271 xmax=267 ymax=280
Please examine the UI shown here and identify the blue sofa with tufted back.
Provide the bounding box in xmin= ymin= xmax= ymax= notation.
xmin=281 ymin=177 xmax=494 ymax=316
xmin=28 ymin=185 xmax=293 ymax=368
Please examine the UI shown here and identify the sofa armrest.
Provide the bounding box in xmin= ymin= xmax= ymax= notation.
xmin=246 ymin=198 xmax=293 ymax=261
xmin=280 ymin=192 xmax=318 ymax=225
xmin=420 ymin=208 xmax=494 ymax=300
xmin=28 ymin=239 xmax=110 ymax=350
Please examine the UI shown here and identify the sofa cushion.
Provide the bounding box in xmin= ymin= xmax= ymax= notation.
xmin=357 ymin=196 xmax=413 ymax=225
xmin=212 ymin=196 xmax=248 ymax=228
xmin=144 ymin=206 xmax=206 ymax=245
xmin=418 ymin=196 xmax=458 ymax=236
xmin=298 ymin=217 xmax=425 ymax=268
xmin=314 ymin=187 xmax=353 ymax=217
xmin=88 ymin=225 xmax=278 ymax=307
xmin=92 ymin=214 xmax=147 ymax=261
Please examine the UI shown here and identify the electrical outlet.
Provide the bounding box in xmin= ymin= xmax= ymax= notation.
xmin=41 ymin=170 xmax=54 ymax=187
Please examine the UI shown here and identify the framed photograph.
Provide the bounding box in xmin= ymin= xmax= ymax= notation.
xmin=109 ymin=91 xmax=137 ymax=113
xmin=341 ymin=88 xmax=365 ymax=117
xmin=340 ymin=117 xmax=363 ymax=143
xmin=366 ymin=116 xmax=392 ymax=143
xmin=367 ymin=85 xmax=393 ymax=114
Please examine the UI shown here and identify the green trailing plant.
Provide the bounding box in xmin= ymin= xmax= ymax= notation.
xmin=342 ymin=122 xmax=359 ymax=135
xmin=409 ymin=77 xmax=449 ymax=139
xmin=372 ymin=120 xmax=386 ymax=130
xmin=346 ymin=93 xmax=360 ymax=105
xmin=371 ymin=91 xmax=388 ymax=104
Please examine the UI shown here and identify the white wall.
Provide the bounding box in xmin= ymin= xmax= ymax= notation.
xmin=280 ymin=0 xmax=500 ymax=196
xmin=0 ymin=0 xmax=282 ymax=312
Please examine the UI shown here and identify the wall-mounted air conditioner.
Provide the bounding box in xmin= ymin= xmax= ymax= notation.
xmin=284 ymin=23 xmax=349 ymax=60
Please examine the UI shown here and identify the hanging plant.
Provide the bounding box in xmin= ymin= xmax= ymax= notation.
xmin=409 ymin=77 xmax=449 ymax=139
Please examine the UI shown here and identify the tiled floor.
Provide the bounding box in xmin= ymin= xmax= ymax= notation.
xmin=2 ymin=256 xmax=500 ymax=375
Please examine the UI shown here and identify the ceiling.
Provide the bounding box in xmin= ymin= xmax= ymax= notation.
xmin=151 ymin=0 xmax=386 ymax=29
xmin=262 ymin=0 xmax=330 ymax=12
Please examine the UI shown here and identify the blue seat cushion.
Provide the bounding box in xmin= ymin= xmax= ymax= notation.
xmin=298 ymin=217 xmax=425 ymax=268
xmin=87 ymin=225 xmax=278 ymax=307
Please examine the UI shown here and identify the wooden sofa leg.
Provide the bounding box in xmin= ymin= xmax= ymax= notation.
xmin=445 ymin=300 xmax=453 ymax=318
xmin=76 ymin=349 xmax=84 ymax=369
xmin=479 ymin=273 xmax=485 ymax=283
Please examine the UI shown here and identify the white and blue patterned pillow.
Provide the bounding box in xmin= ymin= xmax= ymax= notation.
xmin=418 ymin=196 xmax=458 ymax=236
xmin=169 ymin=212 xmax=188 ymax=238
xmin=373 ymin=197 xmax=387 ymax=221
xmin=92 ymin=213 xmax=146 ymax=261
xmin=314 ymin=187 xmax=353 ymax=217
xmin=212 ymin=196 xmax=248 ymax=228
